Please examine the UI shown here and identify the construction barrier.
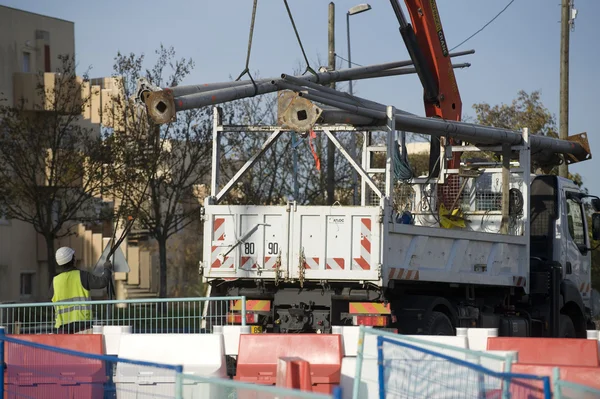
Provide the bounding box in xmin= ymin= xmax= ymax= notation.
xmin=180 ymin=373 xmax=342 ymax=399
xmin=0 ymin=327 xmax=343 ymax=399
xmin=487 ymin=337 xmax=600 ymax=367
xmin=456 ymin=327 xmax=499 ymax=351
xmin=115 ymin=333 xmax=228 ymax=398
xmin=377 ymin=335 xmax=552 ymax=399
xmin=552 ymin=368 xmax=600 ymax=399
xmin=235 ymin=334 xmax=343 ymax=394
xmin=510 ymin=364 xmax=600 ymax=398
xmin=0 ymin=296 xmax=246 ymax=334
xmin=276 ymin=357 xmax=313 ymax=391
xmin=0 ymin=329 xmax=182 ymax=399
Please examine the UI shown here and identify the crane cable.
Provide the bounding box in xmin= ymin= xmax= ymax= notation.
xmin=282 ymin=0 xmax=319 ymax=81
xmin=235 ymin=0 xmax=259 ymax=96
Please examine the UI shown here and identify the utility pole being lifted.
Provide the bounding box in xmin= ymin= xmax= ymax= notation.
xmin=327 ymin=2 xmax=336 ymax=204
xmin=559 ymin=0 xmax=576 ymax=178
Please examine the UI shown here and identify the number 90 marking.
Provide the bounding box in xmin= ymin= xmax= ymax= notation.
xmin=268 ymin=242 xmax=279 ymax=255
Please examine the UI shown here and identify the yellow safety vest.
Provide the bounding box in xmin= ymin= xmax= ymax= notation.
xmin=51 ymin=270 xmax=92 ymax=328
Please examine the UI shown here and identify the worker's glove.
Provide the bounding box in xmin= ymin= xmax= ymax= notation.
xmin=104 ymin=260 xmax=113 ymax=271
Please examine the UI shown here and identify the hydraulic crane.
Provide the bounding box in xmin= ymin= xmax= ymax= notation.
xmin=390 ymin=0 xmax=462 ymax=176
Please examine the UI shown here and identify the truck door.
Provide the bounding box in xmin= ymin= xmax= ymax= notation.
xmin=563 ymin=191 xmax=592 ymax=306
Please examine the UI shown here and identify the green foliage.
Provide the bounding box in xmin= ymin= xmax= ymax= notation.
xmin=472 ymin=89 xmax=583 ymax=186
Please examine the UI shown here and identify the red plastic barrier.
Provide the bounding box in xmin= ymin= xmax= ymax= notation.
xmin=235 ymin=334 xmax=343 ymax=392
xmin=513 ymin=364 xmax=600 ymax=391
xmin=486 ymin=337 xmax=600 ymax=367
xmin=276 ymin=357 xmax=313 ymax=391
xmin=4 ymin=334 xmax=105 ymax=399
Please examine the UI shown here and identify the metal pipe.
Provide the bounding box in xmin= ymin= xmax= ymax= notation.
xmin=281 ymin=73 xmax=406 ymax=113
xmin=351 ymin=62 xmax=471 ymax=80
xmin=168 ymin=49 xmax=475 ymax=98
xmin=319 ymin=106 xmax=383 ymax=125
xmin=279 ymin=76 xmax=413 ymax=116
xmin=296 ymin=89 xmax=589 ymax=158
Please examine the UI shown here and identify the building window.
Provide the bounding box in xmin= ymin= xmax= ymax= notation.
xmin=22 ymin=52 xmax=31 ymax=73
xmin=20 ymin=272 xmax=35 ymax=297
xmin=566 ymin=198 xmax=586 ymax=248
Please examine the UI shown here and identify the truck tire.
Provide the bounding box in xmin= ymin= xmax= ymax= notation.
xmin=424 ymin=311 xmax=455 ymax=335
xmin=559 ymin=314 xmax=576 ymax=338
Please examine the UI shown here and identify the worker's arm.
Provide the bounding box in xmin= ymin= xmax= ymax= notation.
xmin=80 ymin=263 xmax=113 ymax=290
xmin=48 ymin=281 xmax=54 ymax=301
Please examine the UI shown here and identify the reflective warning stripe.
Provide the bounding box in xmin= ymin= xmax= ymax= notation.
xmin=230 ymin=300 xmax=271 ymax=312
xmin=326 ymin=258 xmax=345 ymax=270
xmin=241 ymin=256 xmax=257 ymax=270
xmin=211 ymin=217 xmax=233 ymax=269
xmin=349 ymin=302 xmax=391 ymax=315
xmin=55 ymin=304 xmax=92 ymax=315
xmin=54 ymin=296 xmax=89 ymax=303
xmin=388 ymin=268 xmax=420 ymax=280
xmin=304 ymin=257 xmax=319 ymax=269
xmin=353 ymin=218 xmax=371 ymax=270
xmin=264 ymin=256 xmax=277 ymax=269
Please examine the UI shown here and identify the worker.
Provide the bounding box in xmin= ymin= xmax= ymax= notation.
xmin=49 ymin=247 xmax=113 ymax=334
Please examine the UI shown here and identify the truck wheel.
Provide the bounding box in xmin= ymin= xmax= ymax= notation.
xmin=424 ymin=311 xmax=455 ymax=335
xmin=559 ymin=314 xmax=576 ymax=338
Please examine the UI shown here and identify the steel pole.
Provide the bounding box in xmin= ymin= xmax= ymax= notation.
xmin=559 ymin=0 xmax=571 ymax=178
xmin=347 ymin=10 xmax=358 ymax=205
xmin=168 ymin=49 xmax=474 ymax=98
xmin=295 ymin=89 xmax=588 ymax=158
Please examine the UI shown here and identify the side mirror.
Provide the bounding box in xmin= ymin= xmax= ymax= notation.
xmin=592 ymin=198 xmax=600 ymax=212
xmin=592 ymin=213 xmax=600 ymax=241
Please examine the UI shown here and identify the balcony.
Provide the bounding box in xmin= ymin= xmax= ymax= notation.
xmin=12 ymin=73 xmax=130 ymax=131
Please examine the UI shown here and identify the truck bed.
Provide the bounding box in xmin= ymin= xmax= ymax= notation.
xmin=202 ymin=203 xmax=529 ymax=292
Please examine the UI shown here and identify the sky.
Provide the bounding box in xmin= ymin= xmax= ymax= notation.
xmin=2 ymin=0 xmax=599 ymax=194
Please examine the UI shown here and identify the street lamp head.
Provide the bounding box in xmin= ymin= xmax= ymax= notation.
xmin=348 ymin=3 xmax=371 ymax=16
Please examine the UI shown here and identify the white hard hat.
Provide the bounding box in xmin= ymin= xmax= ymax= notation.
xmin=55 ymin=247 xmax=75 ymax=266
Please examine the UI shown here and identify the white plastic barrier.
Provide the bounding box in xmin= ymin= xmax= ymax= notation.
xmin=93 ymin=325 xmax=133 ymax=356
xmin=340 ymin=357 xmax=378 ymax=399
xmin=456 ymin=327 xmax=498 ymax=351
xmin=587 ymin=330 xmax=600 ymax=358
xmin=213 ymin=325 xmax=250 ymax=356
xmin=115 ymin=333 xmax=227 ymax=399
xmin=332 ymin=326 xmax=372 ymax=357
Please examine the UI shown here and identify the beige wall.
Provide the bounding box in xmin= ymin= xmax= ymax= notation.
xmin=0 ymin=5 xmax=75 ymax=107
xmin=0 ymin=7 xmax=167 ymax=303
xmin=0 ymin=6 xmax=75 ymax=302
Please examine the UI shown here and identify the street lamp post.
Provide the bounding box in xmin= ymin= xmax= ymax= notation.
xmin=346 ymin=3 xmax=371 ymax=206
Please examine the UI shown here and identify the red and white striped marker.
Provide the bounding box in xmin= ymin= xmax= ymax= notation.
xmin=326 ymin=258 xmax=345 ymax=270
xmin=304 ymin=257 xmax=320 ymax=269
xmin=353 ymin=218 xmax=371 ymax=270
xmin=211 ymin=217 xmax=234 ymax=269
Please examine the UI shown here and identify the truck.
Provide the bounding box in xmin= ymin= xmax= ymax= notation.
xmin=200 ymin=102 xmax=598 ymax=339
xmin=132 ymin=1 xmax=597 ymax=338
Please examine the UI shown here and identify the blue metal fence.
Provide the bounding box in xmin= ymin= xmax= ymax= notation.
xmin=376 ymin=335 xmax=552 ymax=399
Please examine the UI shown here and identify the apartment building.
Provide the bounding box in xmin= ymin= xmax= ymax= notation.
xmin=0 ymin=6 xmax=161 ymax=302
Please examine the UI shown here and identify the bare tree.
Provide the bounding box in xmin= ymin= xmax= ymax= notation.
xmin=107 ymin=45 xmax=212 ymax=298
xmin=0 ymin=55 xmax=108 ymax=278
xmin=218 ymin=67 xmax=355 ymax=206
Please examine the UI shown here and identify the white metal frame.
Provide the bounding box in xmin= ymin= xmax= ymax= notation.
xmin=203 ymin=107 xmax=533 ymax=292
